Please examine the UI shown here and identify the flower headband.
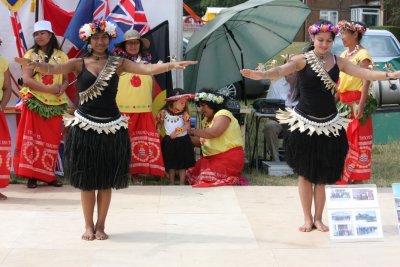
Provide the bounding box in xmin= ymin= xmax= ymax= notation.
xmin=308 ymin=23 xmax=339 ymax=36
xmin=79 ymin=19 xmax=117 ymax=41
xmin=337 ymin=20 xmax=366 ymax=35
xmin=195 ymin=92 xmax=225 ymax=104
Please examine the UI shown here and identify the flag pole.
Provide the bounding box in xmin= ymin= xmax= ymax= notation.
xmin=35 ymin=0 xmax=40 ymax=22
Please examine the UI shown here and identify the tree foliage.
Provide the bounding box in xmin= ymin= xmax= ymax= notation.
xmin=200 ymin=0 xmax=247 ymax=10
xmin=184 ymin=0 xmax=247 ymax=17
xmin=384 ymin=0 xmax=400 ymax=26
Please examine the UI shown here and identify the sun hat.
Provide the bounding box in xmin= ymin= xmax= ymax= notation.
xmin=33 ymin=20 xmax=53 ymax=34
xmin=115 ymin=29 xmax=150 ymax=49
xmin=165 ymin=94 xmax=195 ymax=102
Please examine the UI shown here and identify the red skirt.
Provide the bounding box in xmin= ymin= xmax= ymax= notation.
xmin=125 ymin=112 xmax=165 ymax=177
xmin=0 ymin=112 xmax=11 ymax=188
xmin=13 ymin=104 xmax=62 ymax=183
xmin=187 ymin=146 xmax=245 ymax=188
xmin=338 ymin=91 xmax=373 ymax=184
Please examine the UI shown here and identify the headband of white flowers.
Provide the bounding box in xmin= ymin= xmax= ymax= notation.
xmin=195 ymin=92 xmax=225 ymax=104
xmin=79 ymin=19 xmax=117 ymax=41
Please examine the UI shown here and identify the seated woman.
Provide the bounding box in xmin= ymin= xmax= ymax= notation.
xmin=187 ymin=88 xmax=245 ymax=187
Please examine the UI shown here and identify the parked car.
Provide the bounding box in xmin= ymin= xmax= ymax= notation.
xmin=332 ymin=29 xmax=400 ymax=106
xmin=332 ymin=29 xmax=400 ymax=62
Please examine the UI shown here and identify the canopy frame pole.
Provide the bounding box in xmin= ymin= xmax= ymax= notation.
xmin=223 ymin=24 xmax=247 ymax=105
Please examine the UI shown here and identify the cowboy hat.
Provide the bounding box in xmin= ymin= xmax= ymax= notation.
xmin=115 ymin=30 xmax=150 ymax=49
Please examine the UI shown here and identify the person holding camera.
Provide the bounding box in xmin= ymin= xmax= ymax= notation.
xmin=187 ymin=88 xmax=245 ymax=187
xmin=264 ymin=70 xmax=298 ymax=161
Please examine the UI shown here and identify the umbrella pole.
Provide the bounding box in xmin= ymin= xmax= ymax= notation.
xmin=241 ymin=52 xmax=247 ymax=106
xmin=224 ymin=25 xmax=247 ymax=105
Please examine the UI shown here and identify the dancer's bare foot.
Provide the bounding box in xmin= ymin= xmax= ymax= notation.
xmin=0 ymin=192 xmax=7 ymax=200
xmin=314 ymin=220 xmax=329 ymax=232
xmin=299 ymin=221 xmax=314 ymax=232
xmin=95 ymin=227 xmax=109 ymax=240
xmin=81 ymin=226 xmax=95 ymax=241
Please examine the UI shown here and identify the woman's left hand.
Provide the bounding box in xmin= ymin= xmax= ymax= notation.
xmin=354 ymin=104 xmax=364 ymax=120
xmin=390 ymin=71 xmax=400 ymax=79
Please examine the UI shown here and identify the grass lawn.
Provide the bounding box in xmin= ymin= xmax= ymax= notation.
xmin=10 ymin=141 xmax=400 ymax=187
xmin=271 ymin=42 xmax=309 ymax=65
xmin=10 ymin=42 xmax=400 ymax=188
xmin=243 ymin=141 xmax=400 ymax=187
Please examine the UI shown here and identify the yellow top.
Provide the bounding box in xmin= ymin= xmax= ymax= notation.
xmin=201 ymin=109 xmax=243 ymax=156
xmin=116 ymin=73 xmax=153 ymax=113
xmin=20 ymin=49 xmax=68 ymax=105
xmin=338 ymin=48 xmax=372 ymax=93
xmin=0 ymin=56 xmax=9 ymax=101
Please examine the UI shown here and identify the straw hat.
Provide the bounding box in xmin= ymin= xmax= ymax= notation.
xmin=165 ymin=94 xmax=195 ymax=102
xmin=115 ymin=30 xmax=150 ymax=49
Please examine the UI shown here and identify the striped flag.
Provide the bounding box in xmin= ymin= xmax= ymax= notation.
xmin=107 ymin=0 xmax=150 ymax=35
xmin=64 ymin=0 xmax=111 ymax=50
xmin=9 ymin=11 xmax=27 ymax=58
xmin=93 ymin=0 xmax=110 ymax=21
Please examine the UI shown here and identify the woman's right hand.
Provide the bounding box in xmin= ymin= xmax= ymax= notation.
xmin=15 ymin=57 xmax=35 ymax=69
xmin=240 ymin=69 xmax=265 ymax=80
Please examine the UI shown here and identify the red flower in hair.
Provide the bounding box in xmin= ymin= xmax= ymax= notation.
xmin=130 ymin=75 xmax=142 ymax=87
xmin=41 ymin=75 xmax=54 ymax=85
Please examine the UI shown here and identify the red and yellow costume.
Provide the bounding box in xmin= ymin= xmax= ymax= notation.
xmin=117 ymin=72 xmax=165 ymax=177
xmin=337 ymin=48 xmax=373 ymax=183
xmin=187 ymin=109 xmax=244 ymax=187
xmin=13 ymin=49 xmax=68 ymax=183
xmin=0 ymin=56 xmax=11 ymax=188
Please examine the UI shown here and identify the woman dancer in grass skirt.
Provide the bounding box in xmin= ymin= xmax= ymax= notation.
xmin=241 ymin=19 xmax=400 ymax=232
xmin=15 ymin=19 xmax=196 ymax=240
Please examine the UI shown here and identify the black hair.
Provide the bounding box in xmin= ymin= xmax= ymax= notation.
xmin=196 ymin=88 xmax=226 ymax=113
xmin=120 ymin=39 xmax=144 ymax=54
xmin=348 ymin=21 xmax=366 ymax=42
xmin=83 ymin=34 xmax=112 ymax=57
xmin=305 ymin=19 xmax=337 ymax=52
xmin=30 ymin=31 xmax=60 ymax=63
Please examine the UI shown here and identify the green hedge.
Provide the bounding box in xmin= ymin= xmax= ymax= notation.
xmin=370 ymin=26 xmax=400 ymax=42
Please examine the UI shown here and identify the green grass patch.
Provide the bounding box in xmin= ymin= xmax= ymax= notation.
xmin=10 ymin=141 xmax=400 ymax=187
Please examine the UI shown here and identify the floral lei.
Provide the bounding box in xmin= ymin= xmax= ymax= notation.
xmin=308 ymin=23 xmax=339 ymax=36
xmin=79 ymin=19 xmax=117 ymax=41
xmin=112 ymin=47 xmax=152 ymax=63
xmin=195 ymin=92 xmax=224 ymax=104
xmin=337 ymin=20 xmax=366 ymax=35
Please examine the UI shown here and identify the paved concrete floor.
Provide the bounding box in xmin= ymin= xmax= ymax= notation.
xmin=0 ymin=185 xmax=399 ymax=267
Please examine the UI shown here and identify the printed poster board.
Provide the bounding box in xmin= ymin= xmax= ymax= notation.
xmin=326 ymin=184 xmax=383 ymax=241
xmin=392 ymin=183 xmax=400 ymax=235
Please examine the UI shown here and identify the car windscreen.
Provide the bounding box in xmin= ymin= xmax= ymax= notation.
xmin=332 ymin=35 xmax=400 ymax=58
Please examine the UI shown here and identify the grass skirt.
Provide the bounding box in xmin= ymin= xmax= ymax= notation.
xmin=285 ymin=128 xmax=348 ymax=185
xmin=64 ymin=123 xmax=131 ymax=191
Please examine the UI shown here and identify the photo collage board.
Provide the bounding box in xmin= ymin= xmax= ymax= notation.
xmin=392 ymin=183 xmax=400 ymax=234
xmin=326 ymin=184 xmax=383 ymax=241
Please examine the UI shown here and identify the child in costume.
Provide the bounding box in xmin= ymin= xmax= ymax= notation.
xmin=157 ymin=88 xmax=195 ymax=185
